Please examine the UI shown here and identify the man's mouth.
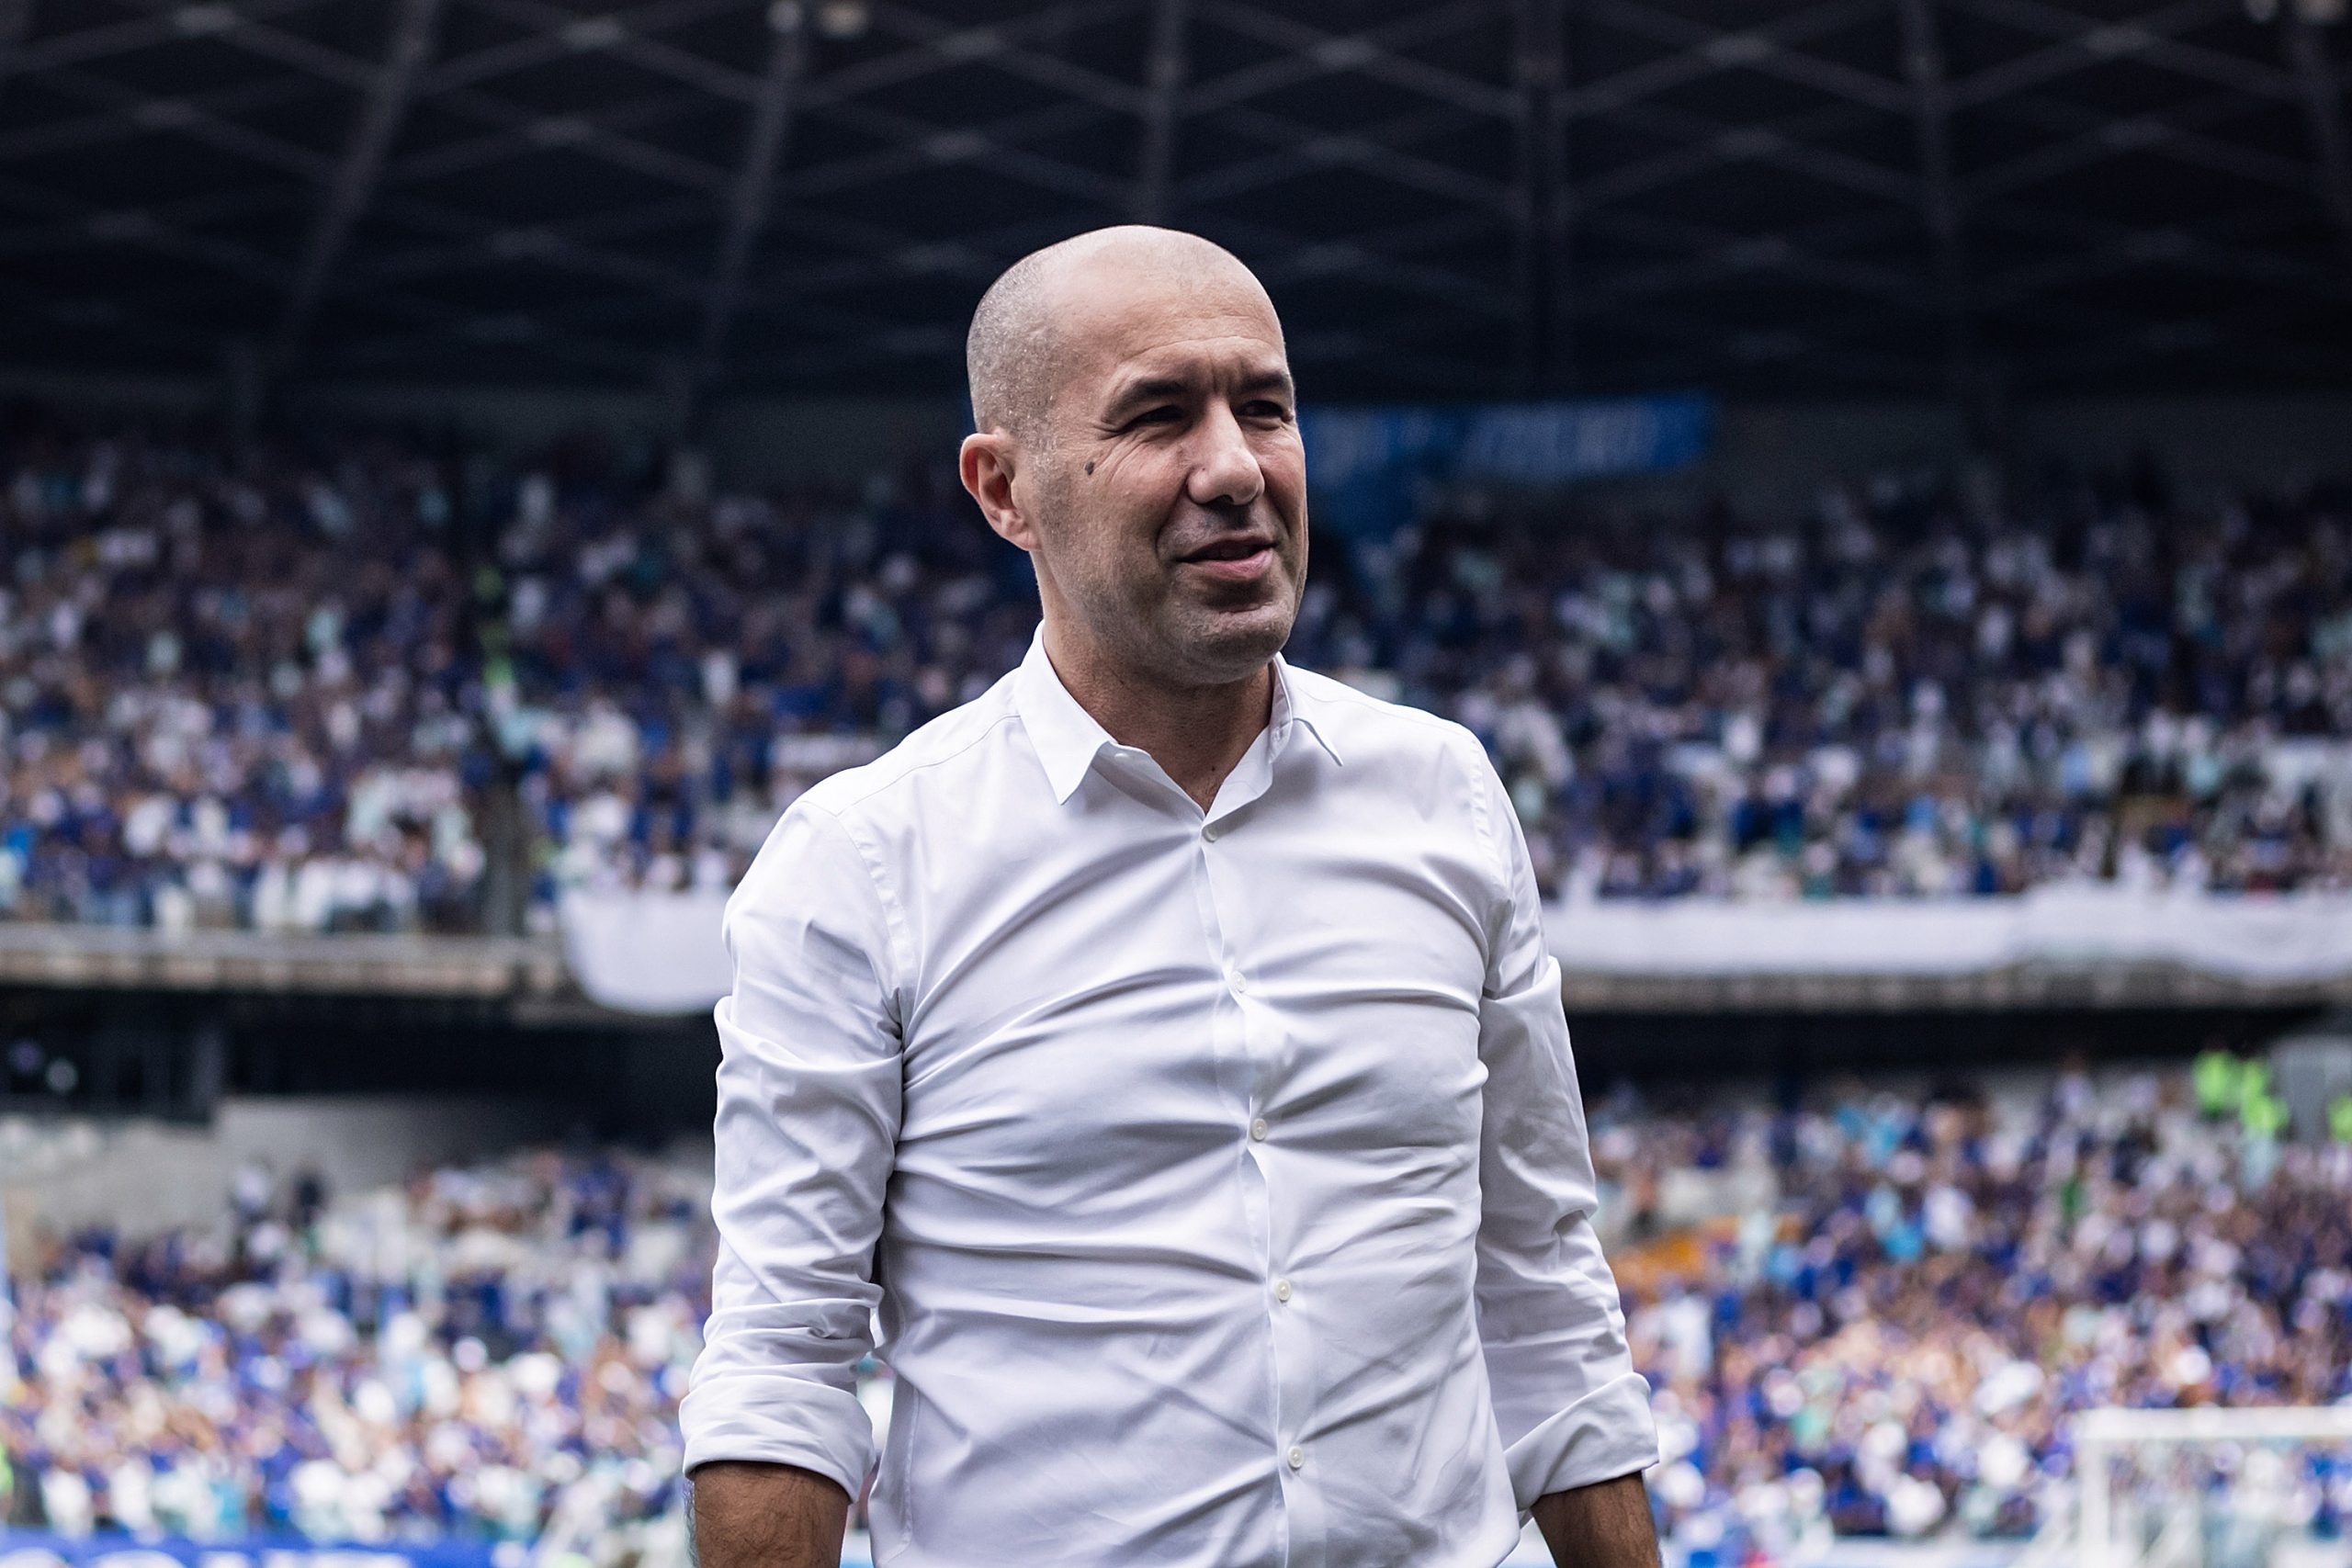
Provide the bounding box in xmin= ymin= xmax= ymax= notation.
xmin=1177 ymin=538 xmax=1275 ymax=581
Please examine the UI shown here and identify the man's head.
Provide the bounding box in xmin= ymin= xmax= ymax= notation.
xmin=958 ymin=226 xmax=1306 ymax=692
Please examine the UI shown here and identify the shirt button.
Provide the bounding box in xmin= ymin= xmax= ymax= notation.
xmin=1204 ymin=820 xmax=1223 ymax=840
xmin=1227 ymin=971 xmax=1248 ymax=995
xmin=1250 ymin=1118 xmax=1269 ymax=1142
xmin=1286 ymin=1447 xmax=1305 ymax=1471
xmin=1274 ymin=1279 xmax=1293 ymax=1303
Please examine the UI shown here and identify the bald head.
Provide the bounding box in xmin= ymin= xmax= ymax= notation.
xmin=956 ymin=223 xmax=1306 ymax=696
xmin=966 ymin=226 xmax=1277 ymax=443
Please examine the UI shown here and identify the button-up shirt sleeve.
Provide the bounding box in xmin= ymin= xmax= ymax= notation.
xmin=680 ymin=800 xmax=906 ymax=1495
xmin=1466 ymin=749 xmax=1661 ymax=1512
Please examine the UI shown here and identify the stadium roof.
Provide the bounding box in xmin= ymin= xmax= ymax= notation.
xmin=2 ymin=0 xmax=2348 ymax=406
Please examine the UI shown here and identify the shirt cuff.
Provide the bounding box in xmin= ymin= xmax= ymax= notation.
xmin=678 ymin=1373 xmax=876 ymax=1499
xmin=1503 ymin=1370 xmax=1662 ymax=1513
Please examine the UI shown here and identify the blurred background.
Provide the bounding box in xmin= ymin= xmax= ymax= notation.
xmin=1 ymin=0 xmax=2350 ymax=1565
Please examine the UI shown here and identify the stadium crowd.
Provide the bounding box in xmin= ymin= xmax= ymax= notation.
xmin=1601 ymin=1059 xmax=2352 ymax=1562
xmin=0 ymin=1063 xmax=2346 ymax=1561
xmin=2 ymin=419 xmax=2349 ymax=930
xmin=0 ymin=1141 xmax=707 ymax=1552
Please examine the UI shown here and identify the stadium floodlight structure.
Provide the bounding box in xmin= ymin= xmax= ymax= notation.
xmin=2068 ymin=1404 xmax=2352 ymax=1568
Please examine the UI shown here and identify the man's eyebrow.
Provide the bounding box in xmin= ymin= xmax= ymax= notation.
xmin=1237 ymin=367 xmax=1296 ymax=400
xmin=1102 ymin=366 xmax=1295 ymax=411
xmin=1103 ymin=374 xmax=1193 ymax=410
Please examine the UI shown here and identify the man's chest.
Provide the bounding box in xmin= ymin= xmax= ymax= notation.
xmin=886 ymin=803 xmax=1498 ymax=1188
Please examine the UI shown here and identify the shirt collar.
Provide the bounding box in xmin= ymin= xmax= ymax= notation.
xmin=1012 ymin=625 xmax=1343 ymax=806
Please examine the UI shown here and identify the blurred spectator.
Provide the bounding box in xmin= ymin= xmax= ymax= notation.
xmin=1594 ymin=1069 xmax=2352 ymax=1560
xmin=4 ymin=418 xmax=2347 ymax=929
xmin=0 ymin=1065 xmax=2346 ymax=1559
xmin=0 ymin=1143 xmax=713 ymax=1550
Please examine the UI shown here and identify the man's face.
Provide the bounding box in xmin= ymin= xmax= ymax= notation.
xmin=1012 ymin=264 xmax=1307 ymax=689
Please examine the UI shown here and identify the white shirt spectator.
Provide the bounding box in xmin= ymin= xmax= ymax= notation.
xmin=682 ymin=627 xmax=1657 ymax=1567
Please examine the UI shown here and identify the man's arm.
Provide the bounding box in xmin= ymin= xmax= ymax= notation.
xmin=1532 ymin=1472 xmax=1661 ymax=1568
xmin=677 ymin=803 xmax=907 ymax=1540
xmin=689 ymin=1461 xmax=850 ymax=1568
xmin=1461 ymin=739 xmax=1663 ymax=1518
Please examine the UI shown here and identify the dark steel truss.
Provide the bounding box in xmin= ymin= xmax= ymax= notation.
xmin=1 ymin=0 xmax=2346 ymax=401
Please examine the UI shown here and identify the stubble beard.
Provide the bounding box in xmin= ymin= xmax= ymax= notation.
xmin=1148 ymin=570 xmax=1300 ymax=687
xmin=1035 ymin=460 xmax=1306 ymax=693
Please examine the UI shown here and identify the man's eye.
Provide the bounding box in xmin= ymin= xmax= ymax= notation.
xmin=1129 ymin=406 xmax=1182 ymax=428
xmin=1244 ymin=400 xmax=1292 ymax=422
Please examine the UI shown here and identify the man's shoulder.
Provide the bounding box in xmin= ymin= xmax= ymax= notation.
xmin=1284 ymin=660 xmax=1490 ymax=774
xmin=792 ymin=672 xmax=1023 ymax=825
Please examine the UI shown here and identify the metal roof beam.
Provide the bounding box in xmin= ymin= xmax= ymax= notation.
xmin=1132 ymin=0 xmax=1188 ymax=224
xmin=1965 ymin=95 xmax=2311 ymax=206
xmin=1575 ymin=207 xmax=1916 ymax=302
xmin=188 ymin=10 xmax=373 ymax=90
xmin=39 ymin=65 xmax=335 ymax=181
xmin=1197 ymin=0 xmax=1516 ymax=120
xmin=1510 ymin=0 xmax=1568 ymax=391
xmin=0 ymin=190 xmax=280 ymax=258
xmin=693 ymin=3 xmax=806 ymax=397
xmin=1944 ymin=0 xmax=2295 ymax=108
xmin=336 ymin=194 xmax=707 ymax=288
xmin=865 ymin=3 xmax=1143 ymax=121
xmin=1895 ymin=0 xmax=1980 ymax=434
xmin=272 ymin=0 xmax=443 ymax=374
xmin=1973 ymin=200 xmax=2352 ymax=305
xmin=1595 ymin=298 xmax=1928 ymax=388
xmin=3 ymin=0 xmax=326 ymax=79
xmin=443 ymin=0 xmax=759 ymax=103
xmin=1574 ymin=101 xmax=1889 ymax=210
xmin=0 ymin=275 xmax=223 ymax=357
xmin=1585 ymin=0 xmax=1912 ymax=114
xmin=816 ymin=98 xmax=1128 ymax=207
xmin=2015 ymin=298 xmax=2350 ymax=385
xmin=1587 ymin=97 xmax=1917 ymax=206
xmin=782 ymin=0 xmax=1133 ymax=112
xmin=0 ymin=0 xmax=33 ymax=112
xmin=1183 ymin=0 xmax=1499 ymax=117
xmin=0 ymin=127 xmax=657 ymax=369
xmin=1579 ymin=206 xmax=1932 ymax=307
xmin=1288 ymin=318 xmax=1501 ymax=392
xmin=1223 ymin=208 xmax=1518 ymax=321
xmin=384 ymin=91 xmax=733 ymax=194
xmin=39 ymin=38 xmax=714 ymax=319
xmin=782 ymin=100 xmax=1101 ymax=202
xmin=1176 ymin=105 xmax=1474 ymax=207
xmin=1565 ymin=0 xmax=1883 ymax=118
xmin=726 ymin=203 xmax=1498 ymax=329
xmin=1210 ymin=103 xmax=1517 ymax=214
xmin=2278 ymin=4 xmax=2352 ymax=266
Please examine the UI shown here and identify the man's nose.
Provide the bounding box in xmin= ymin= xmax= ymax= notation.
xmin=1184 ymin=402 xmax=1264 ymax=511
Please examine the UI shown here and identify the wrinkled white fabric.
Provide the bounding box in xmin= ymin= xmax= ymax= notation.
xmin=682 ymin=626 xmax=1657 ymax=1568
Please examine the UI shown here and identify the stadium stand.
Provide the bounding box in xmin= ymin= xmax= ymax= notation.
xmin=4 ymin=419 xmax=2348 ymax=936
xmin=0 ymin=1062 xmax=2345 ymax=1564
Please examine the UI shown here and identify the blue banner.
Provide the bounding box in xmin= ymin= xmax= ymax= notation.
xmin=0 ymin=1532 xmax=509 ymax=1568
xmin=1301 ymin=393 xmax=1716 ymax=534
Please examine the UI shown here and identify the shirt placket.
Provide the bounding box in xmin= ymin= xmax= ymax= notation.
xmin=1192 ymin=734 xmax=1328 ymax=1568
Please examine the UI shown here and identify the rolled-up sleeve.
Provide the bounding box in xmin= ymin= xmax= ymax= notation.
xmin=1467 ymin=753 xmax=1659 ymax=1512
xmin=679 ymin=799 xmax=906 ymax=1495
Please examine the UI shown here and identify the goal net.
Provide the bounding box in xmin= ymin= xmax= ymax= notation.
xmin=2061 ymin=1406 xmax=2352 ymax=1568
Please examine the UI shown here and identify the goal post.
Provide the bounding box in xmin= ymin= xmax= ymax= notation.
xmin=2072 ymin=1405 xmax=2352 ymax=1568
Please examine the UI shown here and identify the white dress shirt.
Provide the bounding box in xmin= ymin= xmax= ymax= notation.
xmin=681 ymin=626 xmax=1658 ymax=1568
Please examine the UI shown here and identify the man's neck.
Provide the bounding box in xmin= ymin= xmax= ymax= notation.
xmin=1043 ymin=620 xmax=1273 ymax=813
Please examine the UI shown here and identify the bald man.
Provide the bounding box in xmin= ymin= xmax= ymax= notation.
xmin=682 ymin=227 xmax=1661 ymax=1568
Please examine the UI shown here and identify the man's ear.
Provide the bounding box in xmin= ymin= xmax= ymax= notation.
xmin=959 ymin=432 xmax=1036 ymax=553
